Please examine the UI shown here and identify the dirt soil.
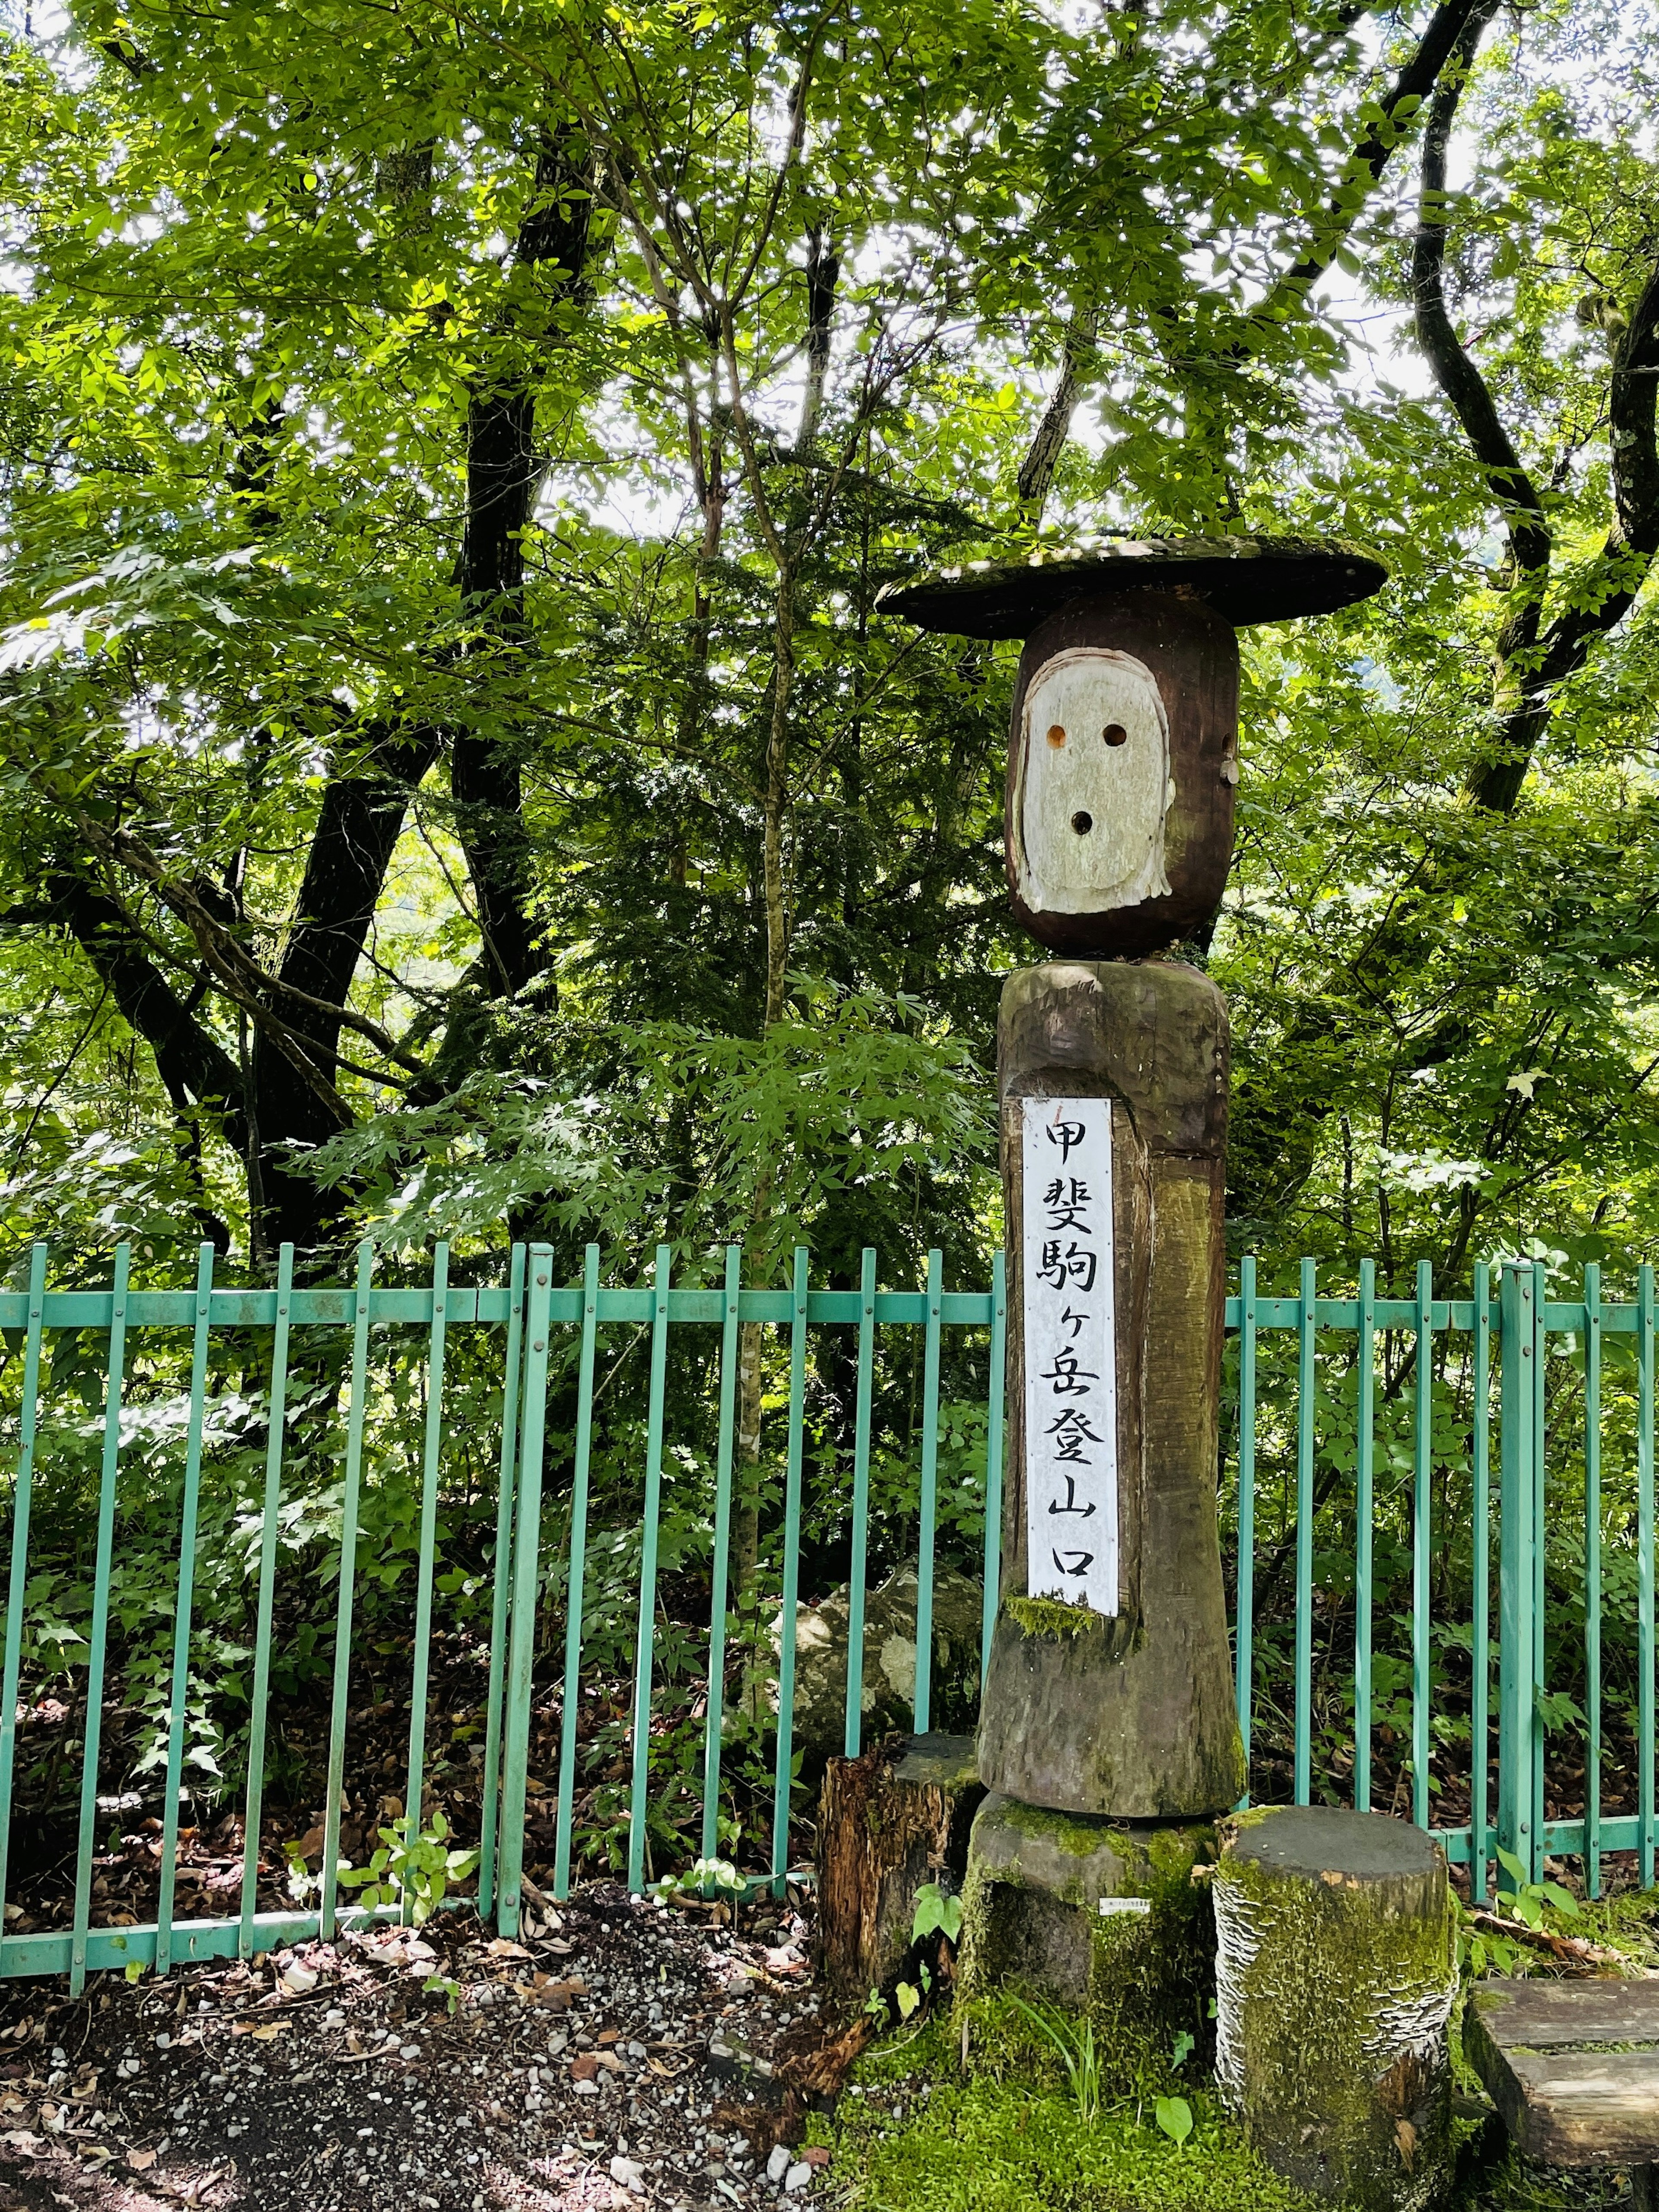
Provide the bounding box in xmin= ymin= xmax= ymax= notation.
xmin=0 ymin=1883 xmax=840 ymax=2212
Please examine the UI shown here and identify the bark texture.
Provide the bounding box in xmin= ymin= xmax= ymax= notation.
xmin=814 ymin=1735 xmax=982 ymax=2002
xmin=1214 ymin=1806 xmax=1456 ymax=2210
xmin=976 ymin=959 xmax=1243 ymax=1818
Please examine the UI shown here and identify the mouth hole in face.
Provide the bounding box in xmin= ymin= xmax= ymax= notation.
xmin=1046 ymin=723 xmax=1068 ymax=748
xmin=1102 ymin=722 xmax=1128 ymax=747
xmin=1071 ymin=810 xmax=1093 ymax=836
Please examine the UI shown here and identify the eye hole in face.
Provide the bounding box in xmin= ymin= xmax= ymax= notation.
xmin=1102 ymin=722 xmax=1128 ymax=747
xmin=1071 ymin=810 xmax=1093 ymax=836
xmin=1047 ymin=723 xmax=1067 ymax=748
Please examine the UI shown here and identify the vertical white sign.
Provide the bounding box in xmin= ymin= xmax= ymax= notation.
xmin=1022 ymin=1097 xmax=1118 ymax=1616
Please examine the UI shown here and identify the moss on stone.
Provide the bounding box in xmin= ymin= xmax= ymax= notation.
xmin=957 ymin=1793 xmax=1217 ymax=2085
xmin=997 ymin=1797 xmax=1108 ymax=1859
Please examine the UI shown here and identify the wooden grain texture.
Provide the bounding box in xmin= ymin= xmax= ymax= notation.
xmin=976 ymin=958 xmax=1243 ymax=1818
xmin=1469 ymin=1977 xmax=1659 ymax=2052
xmin=1004 ymin=592 xmax=1238 ymax=959
xmin=1465 ymin=1976 xmax=1659 ymax=2167
xmin=814 ymin=1735 xmax=982 ymax=2001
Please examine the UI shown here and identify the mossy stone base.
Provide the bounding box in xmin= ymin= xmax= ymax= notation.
xmin=958 ymin=1791 xmax=1214 ymax=2053
xmin=1214 ymin=1806 xmax=1457 ymax=2212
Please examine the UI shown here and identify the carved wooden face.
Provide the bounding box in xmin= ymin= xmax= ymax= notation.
xmin=1011 ymin=649 xmax=1171 ymax=919
xmin=1003 ymin=591 xmax=1239 ymax=959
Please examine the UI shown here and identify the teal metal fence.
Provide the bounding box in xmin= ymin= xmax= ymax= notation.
xmin=0 ymin=1241 xmax=1651 ymax=1989
xmin=1227 ymin=1255 xmax=1656 ymax=1908
xmin=0 ymin=1239 xmax=1004 ymax=1989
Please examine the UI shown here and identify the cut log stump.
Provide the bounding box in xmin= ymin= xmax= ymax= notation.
xmin=814 ymin=1733 xmax=982 ymax=2003
xmin=1213 ymin=1806 xmax=1457 ymax=2211
xmin=1465 ymin=1976 xmax=1659 ymax=2203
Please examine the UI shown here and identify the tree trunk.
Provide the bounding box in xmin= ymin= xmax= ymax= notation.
xmin=1214 ymin=1805 xmax=1457 ymax=2209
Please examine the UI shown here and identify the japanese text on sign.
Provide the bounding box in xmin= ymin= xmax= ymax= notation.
xmin=1021 ymin=1097 xmax=1118 ymax=1616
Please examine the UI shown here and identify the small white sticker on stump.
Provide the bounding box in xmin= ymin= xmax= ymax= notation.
xmin=1021 ymin=1096 xmax=1118 ymax=1617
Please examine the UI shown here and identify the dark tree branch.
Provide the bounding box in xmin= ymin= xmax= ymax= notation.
xmin=795 ymin=227 xmax=839 ymax=450
xmin=32 ymin=878 xmax=248 ymax=1148
xmin=452 ymin=125 xmax=598 ymax=999
xmin=1405 ymin=0 xmax=1659 ymax=811
xmin=1015 ymin=305 xmax=1098 ymax=522
xmin=1250 ymin=0 xmax=1499 ymax=334
xmin=1411 ymin=0 xmax=1547 ymax=573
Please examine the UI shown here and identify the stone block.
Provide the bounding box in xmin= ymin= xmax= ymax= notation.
xmin=957 ymin=1789 xmax=1214 ymax=2051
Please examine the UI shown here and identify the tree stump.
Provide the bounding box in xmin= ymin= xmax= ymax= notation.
xmin=1213 ymin=1807 xmax=1457 ymax=2210
xmin=814 ymin=1734 xmax=982 ymax=2003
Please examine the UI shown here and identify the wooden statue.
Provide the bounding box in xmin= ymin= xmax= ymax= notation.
xmin=875 ymin=537 xmax=1388 ymax=1999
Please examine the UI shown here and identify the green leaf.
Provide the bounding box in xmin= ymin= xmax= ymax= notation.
xmin=1155 ymin=2096 xmax=1194 ymax=2146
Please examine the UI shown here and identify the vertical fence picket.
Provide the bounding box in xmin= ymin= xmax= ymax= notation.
xmin=1294 ymin=1257 xmax=1316 ymax=1805
xmin=1236 ymin=1255 xmax=1257 ymax=1801
xmin=914 ymin=1250 xmax=944 ymax=1737
xmin=70 ymin=1241 xmax=130 ymax=1997
xmin=1583 ymin=1262 xmax=1602 ymax=1899
xmin=239 ymin=1243 xmax=295 ymax=1957
xmin=1639 ymin=1262 xmax=1655 ymax=1891
xmin=1353 ymin=1259 xmax=1374 ymax=1814
xmin=1411 ymin=1260 xmax=1433 ymax=1833
xmin=771 ymin=1249 xmax=809 ymax=1898
xmin=401 ymin=1244 xmax=451 ymax=1918
xmin=477 ymin=1244 xmax=526 ymax=1925
xmin=844 ymin=1250 xmax=876 ymax=1758
xmin=980 ymin=1249 xmax=1007 ymax=1689
xmin=701 ymin=1247 xmax=742 ymax=1861
xmin=0 ymin=1243 xmax=48 ymax=1936
xmin=500 ymin=1249 xmax=553 ymax=1930
xmin=553 ymin=1246 xmax=600 ymax=1900
xmin=1497 ymin=1261 xmax=1534 ymax=1875
xmin=321 ymin=1244 xmax=375 ymax=1943
xmin=157 ymin=1245 xmax=215 ymax=1974
xmin=626 ymin=1249 xmax=673 ymax=1898
xmin=1531 ymin=1260 xmax=1548 ymax=1878
xmin=1471 ymin=1260 xmax=1491 ymax=1906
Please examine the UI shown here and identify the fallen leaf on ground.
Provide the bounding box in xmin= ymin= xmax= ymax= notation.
xmin=127 ymin=2146 xmax=157 ymax=2171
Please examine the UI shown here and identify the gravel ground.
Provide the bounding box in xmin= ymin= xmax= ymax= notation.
xmin=0 ymin=1884 xmax=841 ymax=2212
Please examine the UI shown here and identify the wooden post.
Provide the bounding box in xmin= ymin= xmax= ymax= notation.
xmin=977 ymin=957 xmax=1244 ymax=1817
xmin=814 ymin=1736 xmax=982 ymax=2002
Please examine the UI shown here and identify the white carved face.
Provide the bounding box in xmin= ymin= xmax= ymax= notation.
xmin=1014 ymin=648 xmax=1172 ymax=916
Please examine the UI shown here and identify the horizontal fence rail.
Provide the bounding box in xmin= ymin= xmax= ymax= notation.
xmin=0 ymin=1239 xmax=1005 ymax=1985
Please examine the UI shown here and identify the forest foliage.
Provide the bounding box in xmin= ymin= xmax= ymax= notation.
xmin=2 ymin=0 xmax=1656 ymax=1297
xmin=1 ymin=0 xmax=1659 ymax=1879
